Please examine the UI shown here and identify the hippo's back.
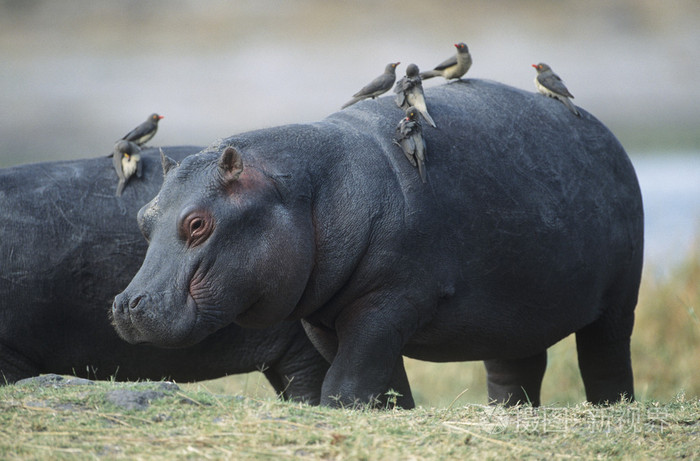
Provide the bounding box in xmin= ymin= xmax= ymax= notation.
xmin=327 ymin=80 xmax=644 ymax=357
xmin=0 ymin=147 xmax=200 ymax=381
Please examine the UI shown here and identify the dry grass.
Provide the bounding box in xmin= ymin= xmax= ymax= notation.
xmin=1 ymin=379 xmax=697 ymax=460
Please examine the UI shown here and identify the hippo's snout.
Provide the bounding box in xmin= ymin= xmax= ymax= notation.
xmin=111 ymin=289 xmax=200 ymax=348
xmin=111 ymin=291 xmax=152 ymax=344
xmin=112 ymin=291 xmax=148 ymax=322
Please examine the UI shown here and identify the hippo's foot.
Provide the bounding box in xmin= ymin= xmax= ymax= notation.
xmin=321 ymin=356 xmax=415 ymax=410
xmin=484 ymin=351 xmax=547 ymax=406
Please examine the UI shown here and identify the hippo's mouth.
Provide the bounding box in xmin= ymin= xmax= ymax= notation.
xmin=111 ymin=289 xmax=201 ymax=348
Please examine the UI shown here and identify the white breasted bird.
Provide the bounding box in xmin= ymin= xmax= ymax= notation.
xmin=420 ymin=43 xmax=472 ymax=81
xmin=342 ymin=62 xmax=400 ymax=109
xmin=112 ymin=140 xmax=142 ymax=196
xmin=394 ymin=63 xmax=436 ymax=128
xmin=121 ymin=113 xmax=164 ymax=146
xmin=393 ymin=106 xmax=427 ymax=184
xmin=532 ymin=63 xmax=580 ymax=117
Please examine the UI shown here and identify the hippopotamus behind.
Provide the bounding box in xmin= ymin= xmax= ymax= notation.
xmin=0 ymin=148 xmax=328 ymax=403
xmin=113 ymin=80 xmax=644 ymax=408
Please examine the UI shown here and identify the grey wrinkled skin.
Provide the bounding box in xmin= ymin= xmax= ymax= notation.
xmin=114 ymin=80 xmax=644 ymax=409
xmin=0 ymin=147 xmax=328 ymax=404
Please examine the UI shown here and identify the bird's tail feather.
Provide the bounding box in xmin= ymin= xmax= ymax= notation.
xmin=421 ymin=110 xmax=437 ymax=128
xmin=417 ymin=160 xmax=427 ymax=183
xmin=419 ymin=70 xmax=441 ymax=80
xmin=562 ymin=98 xmax=581 ymax=117
xmin=341 ymin=97 xmax=361 ymax=109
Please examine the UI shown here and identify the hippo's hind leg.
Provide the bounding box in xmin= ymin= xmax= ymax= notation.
xmin=575 ymin=302 xmax=635 ymax=404
xmin=483 ymin=351 xmax=547 ymax=406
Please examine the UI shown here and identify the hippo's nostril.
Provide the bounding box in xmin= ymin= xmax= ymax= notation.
xmin=129 ymin=295 xmax=144 ymax=310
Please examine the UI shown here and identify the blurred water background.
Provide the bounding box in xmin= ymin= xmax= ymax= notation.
xmin=1 ymin=0 xmax=698 ymax=272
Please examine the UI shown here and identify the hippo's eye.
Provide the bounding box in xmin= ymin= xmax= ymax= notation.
xmin=179 ymin=209 xmax=215 ymax=248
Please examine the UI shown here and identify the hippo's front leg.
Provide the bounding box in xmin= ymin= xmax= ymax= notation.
xmin=318 ymin=294 xmax=420 ymax=409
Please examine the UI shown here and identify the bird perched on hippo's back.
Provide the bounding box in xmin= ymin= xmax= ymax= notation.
xmin=393 ymin=106 xmax=427 ymax=184
xmin=532 ymin=63 xmax=580 ymax=117
xmin=341 ymin=62 xmax=400 ymax=109
xmin=121 ymin=113 xmax=164 ymax=146
xmin=420 ymin=42 xmax=472 ymax=81
xmin=394 ymin=63 xmax=436 ymax=128
xmin=112 ymin=140 xmax=142 ymax=196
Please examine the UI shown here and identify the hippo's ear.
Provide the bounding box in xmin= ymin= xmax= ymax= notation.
xmin=218 ymin=146 xmax=244 ymax=181
xmin=159 ymin=148 xmax=179 ymax=176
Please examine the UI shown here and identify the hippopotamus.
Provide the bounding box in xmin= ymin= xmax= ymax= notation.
xmin=0 ymin=147 xmax=328 ymax=403
xmin=113 ymin=79 xmax=644 ymax=408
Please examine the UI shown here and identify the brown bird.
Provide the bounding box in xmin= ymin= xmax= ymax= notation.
xmin=112 ymin=140 xmax=142 ymax=196
xmin=394 ymin=64 xmax=436 ymax=128
xmin=122 ymin=113 xmax=164 ymax=145
xmin=532 ymin=63 xmax=580 ymax=117
xmin=342 ymin=62 xmax=400 ymax=109
xmin=393 ymin=107 xmax=427 ymax=183
xmin=420 ymin=43 xmax=472 ymax=81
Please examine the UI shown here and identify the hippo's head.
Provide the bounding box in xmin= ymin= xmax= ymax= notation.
xmin=112 ymin=145 xmax=315 ymax=347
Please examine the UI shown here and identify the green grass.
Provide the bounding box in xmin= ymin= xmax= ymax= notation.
xmin=1 ymin=379 xmax=697 ymax=460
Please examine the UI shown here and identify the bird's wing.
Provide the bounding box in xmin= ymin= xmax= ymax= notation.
xmin=538 ymin=73 xmax=574 ymax=98
xmin=121 ymin=122 xmax=149 ymax=142
xmin=353 ymin=73 xmax=392 ymax=98
xmin=395 ymin=91 xmax=407 ymax=108
xmin=409 ymin=91 xmax=436 ymax=128
xmin=394 ymin=77 xmax=408 ymax=94
xmin=397 ymin=121 xmax=411 ymax=137
xmin=112 ymin=153 xmax=126 ymax=181
xmin=136 ymin=158 xmax=143 ymax=178
xmin=401 ymin=135 xmax=417 ymax=155
xmin=415 ymin=133 xmax=427 ymax=163
xmin=400 ymin=138 xmax=418 ymax=167
xmin=432 ymin=55 xmax=457 ymax=71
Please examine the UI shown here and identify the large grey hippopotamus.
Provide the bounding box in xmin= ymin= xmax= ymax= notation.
xmin=113 ymin=80 xmax=644 ymax=408
xmin=0 ymin=148 xmax=328 ymax=403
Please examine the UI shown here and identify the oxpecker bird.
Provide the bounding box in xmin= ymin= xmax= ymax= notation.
xmin=112 ymin=140 xmax=142 ymax=196
xmin=121 ymin=113 xmax=164 ymax=146
xmin=393 ymin=107 xmax=427 ymax=183
xmin=342 ymin=62 xmax=400 ymax=109
xmin=532 ymin=63 xmax=580 ymax=117
xmin=394 ymin=63 xmax=436 ymax=128
xmin=420 ymin=43 xmax=472 ymax=81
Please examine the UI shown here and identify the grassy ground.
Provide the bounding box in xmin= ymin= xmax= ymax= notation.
xmin=1 ymin=378 xmax=697 ymax=460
